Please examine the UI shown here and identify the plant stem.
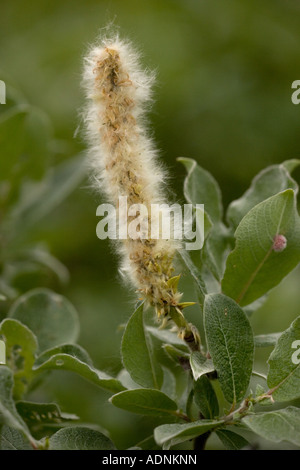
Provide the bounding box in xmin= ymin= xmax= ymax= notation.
xmin=223 ymin=387 xmax=276 ymax=424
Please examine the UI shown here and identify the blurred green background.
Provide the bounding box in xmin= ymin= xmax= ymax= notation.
xmin=1 ymin=0 xmax=300 ymax=449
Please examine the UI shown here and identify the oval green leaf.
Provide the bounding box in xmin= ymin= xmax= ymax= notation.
xmin=154 ymin=419 xmax=223 ymax=449
xmin=267 ymin=316 xmax=300 ymax=401
xmin=194 ymin=375 xmax=219 ymax=419
xmin=121 ymin=303 xmax=162 ymax=389
xmin=0 ymin=319 xmax=38 ymax=399
xmin=0 ymin=367 xmax=36 ymax=447
xmin=243 ymin=407 xmax=300 ymax=446
xmin=178 ymin=157 xmax=223 ymax=223
xmin=49 ymin=426 xmax=115 ymax=450
xmin=189 ymin=352 xmax=215 ymax=381
xmin=110 ymin=389 xmax=178 ymax=416
xmin=254 ymin=333 xmax=282 ymax=348
xmin=222 ymin=190 xmax=300 ymax=306
xmin=8 ymin=288 xmax=80 ymax=352
xmin=227 ymin=160 xmax=300 ymax=228
xmin=216 ymin=429 xmax=249 ymax=450
xmin=33 ymin=344 xmax=125 ymax=393
xmin=204 ymin=293 xmax=254 ymax=405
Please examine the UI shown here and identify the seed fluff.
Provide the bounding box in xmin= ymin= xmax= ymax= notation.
xmin=83 ymin=34 xmax=199 ymax=348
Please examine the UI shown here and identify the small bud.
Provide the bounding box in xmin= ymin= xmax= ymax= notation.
xmin=167 ymin=275 xmax=181 ymax=292
xmin=177 ymin=301 xmax=196 ymax=309
xmin=272 ymin=234 xmax=287 ymax=252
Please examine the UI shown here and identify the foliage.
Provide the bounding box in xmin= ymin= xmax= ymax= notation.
xmin=0 ymin=95 xmax=300 ymax=450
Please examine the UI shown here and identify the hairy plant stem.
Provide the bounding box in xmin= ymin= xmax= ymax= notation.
xmin=223 ymin=388 xmax=276 ymax=424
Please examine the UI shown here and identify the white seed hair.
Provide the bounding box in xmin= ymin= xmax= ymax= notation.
xmin=83 ymin=35 xmax=182 ymax=315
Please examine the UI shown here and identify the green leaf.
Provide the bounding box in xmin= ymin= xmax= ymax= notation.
xmin=33 ymin=344 xmax=125 ymax=394
xmin=0 ymin=105 xmax=53 ymax=211
xmin=216 ymin=429 xmax=249 ymax=450
xmin=0 ymin=106 xmax=28 ymax=180
xmin=0 ymin=105 xmax=51 ymax=182
xmin=49 ymin=426 xmax=116 ymax=450
xmin=0 ymin=367 xmax=36 ymax=447
xmin=146 ymin=326 xmax=189 ymax=350
xmin=194 ymin=204 xmax=213 ymax=243
xmin=254 ymin=333 xmax=282 ymax=348
xmin=154 ymin=419 xmax=223 ymax=449
xmin=267 ymin=316 xmax=300 ymax=401
xmin=162 ymin=344 xmax=190 ymax=364
xmin=0 ymin=340 xmax=5 ymax=364
xmin=194 ymin=376 xmax=219 ymax=419
xmin=16 ymin=401 xmax=78 ymax=429
xmin=0 ymin=426 xmax=33 ymax=450
xmin=2 ymin=247 xmax=69 ymax=291
xmin=202 ymin=222 xmax=231 ymax=281
xmin=134 ymin=435 xmax=160 ymax=450
xmin=252 ymin=371 xmax=267 ymax=382
xmin=35 ymin=342 xmax=93 ymax=365
xmin=117 ymin=369 xmax=143 ymax=390
xmin=121 ymin=303 xmax=162 ymax=389
xmin=189 ymin=352 xmax=215 ymax=381
xmin=0 ymin=319 xmax=38 ymax=399
xmin=117 ymin=369 xmax=142 ymax=390
xmin=222 ymin=190 xmax=300 ymax=306
xmin=110 ymin=389 xmax=178 ymax=416
xmin=178 ymin=250 xmax=207 ymax=307
xmin=161 ymin=367 xmax=177 ymax=401
xmin=20 ymin=246 xmax=70 ymax=285
xmin=283 ymin=159 xmax=300 ymax=174
xmin=204 ymin=293 xmax=254 ymax=405
xmin=227 ymin=160 xmax=300 ymax=228
xmin=178 ymin=157 xmax=223 ymax=223
xmin=243 ymin=407 xmax=300 ymax=446
xmin=21 ymin=106 xmax=53 ymax=175
xmin=9 ymin=154 xmax=86 ymax=239
xmin=9 ymin=288 xmax=80 ymax=352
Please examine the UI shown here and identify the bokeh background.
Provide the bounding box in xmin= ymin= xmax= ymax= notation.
xmin=1 ymin=0 xmax=300 ymax=449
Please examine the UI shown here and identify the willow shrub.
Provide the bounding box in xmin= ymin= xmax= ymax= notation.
xmin=0 ymin=39 xmax=300 ymax=450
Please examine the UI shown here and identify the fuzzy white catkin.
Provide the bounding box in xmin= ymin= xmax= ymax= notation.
xmin=83 ymin=36 xmax=183 ymax=317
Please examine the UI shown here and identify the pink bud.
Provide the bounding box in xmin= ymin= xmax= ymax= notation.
xmin=272 ymin=234 xmax=287 ymax=252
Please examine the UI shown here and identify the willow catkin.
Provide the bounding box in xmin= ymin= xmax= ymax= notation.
xmin=83 ymin=36 xmax=199 ymax=347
